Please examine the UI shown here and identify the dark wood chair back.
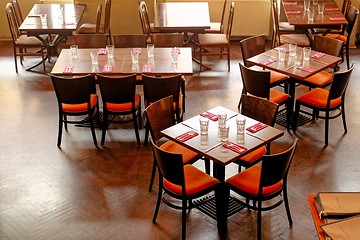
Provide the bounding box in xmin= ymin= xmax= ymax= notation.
xmin=103 ymin=0 xmax=111 ymax=34
xmin=240 ymin=34 xmax=266 ymax=67
xmin=113 ymin=34 xmax=147 ymax=48
xmin=6 ymin=3 xmax=21 ymax=41
xmin=241 ymin=94 xmax=279 ymax=127
xmin=145 ymin=96 xmax=176 ymax=143
xmin=313 ymin=35 xmax=343 ymax=57
xmin=225 ymin=2 xmax=235 ymax=39
xmin=219 ymin=0 xmax=228 ymax=33
xmin=95 ymin=3 xmax=102 ymax=33
xmin=12 ymin=0 xmax=23 ymax=28
xmin=239 ymin=63 xmax=271 ymax=99
xmin=327 ymin=63 xmax=354 ymax=105
xmin=139 ymin=1 xmax=151 ymax=36
xmin=151 ymin=33 xmax=184 ymax=47
xmin=73 ymin=33 xmax=108 ymax=48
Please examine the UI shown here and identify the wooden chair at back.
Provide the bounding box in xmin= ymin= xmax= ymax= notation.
xmin=151 ymin=33 xmax=184 ymax=47
xmin=240 ymin=63 xmax=291 ymax=129
xmin=294 ymin=64 xmax=355 ymax=145
xmin=296 ymin=35 xmax=343 ymax=89
xmin=50 ymin=74 xmax=99 ymax=147
xmin=197 ymin=2 xmax=235 ymax=72
xmin=96 ymin=74 xmax=142 ymax=146
xmin=234 ymin=94 xmax=279 ymax=172
xmin=6 ymin=3 xmax=46 ymax=73
xmin=73 ymin=33 xmax=108 ymax=48
xmin=138 ymin=1 xmax=152 ymax=38
xmin=77 ymin=3 xmax=102 ymax=34
xmin=226 ymin=139 xmax=298 ymax=240
xmin=150 ymin=137 xmax=219 ymax=240
xmin=238 ymin=34 xmax=289 ymax=108
xmin=11 ymin=0 xmax=23 ymax=29
xmin=102 ymin=0 xmax=112 ymax=43
xmin=113 ymin=34 xmax=147 ymax=48
xmin=205 ymin=0 xmax=227 ymax=33
xmin=271 ymin=1 xmax=311 ymax=47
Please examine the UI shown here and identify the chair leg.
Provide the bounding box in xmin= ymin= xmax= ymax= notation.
xmin=341 ymin=102 xmax=347 ymax=133
xmin=89 ymin=111 xmax=98 ymax=147
xmin=152 ymin=177 xmax=163 ymax=223
xmin=199 ymin=46 xmax=203 ymax=72
xmin=238 ymin=89 xmax=246 ymax=109
xmin=345 ymin=45 xmax=350 ymax=70
xmin=132 ymin=111 xmax=141 ymax=145
xmin=148 ymin=158 xmax=157 ymax=192
xmin=204 ymin=157 xmax=210 ymax=175
xmin=101 ymin=111 xmax=108 ymax=146
xmin=57 ymin=113 xmax=63 ymax=147
xmin=144 ymin=121 xmax=150 ymax=145
xmin=13 ymin=47 xmax=18 ymax=73
xmin=257 ymin=201 xmax=262 ymax=240
xmin=227 ymin=46 xmax=230 ymax=72
xmin=283 ymin=187 xmax=293 ymax=227
xmin=182 ymin=198 xmax=187 ymax=240
xmin=325 ymin=111 xmax=329 ymax=146
xmin=293 ymin=101 xmax=300 ymax=132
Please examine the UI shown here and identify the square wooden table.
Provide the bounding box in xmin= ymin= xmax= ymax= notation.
xmin=161 ymin=106 xmax=284 ymax=237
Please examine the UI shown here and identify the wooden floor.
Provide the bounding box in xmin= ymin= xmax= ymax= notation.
xmin=1 ymin=40 xmax=360 ymax=240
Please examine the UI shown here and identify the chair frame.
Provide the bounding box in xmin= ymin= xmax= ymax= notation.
xmin=293 ymin=64 xmax=354 ymax=145
xmin=150 ymin=137 xmax=219 ymax=240
xmin=6 ymin=3 xmax=46 ymax=73
xmin=50 ymin=74 xmax=99 ymax=147
xmin=340 ymin=5 xmax=358 ymax=69
xmin=226 ymin=139 xmax=298 ymax=240
xmin=206 ymin=0 xmax=227 ymax=34
xmin=198 ymin=2 xmax=235 ymax=72
xmin=139 ymin=1 xmax=152 ymax=38
xmin=97 ymin=74 xmax=142 ymax=146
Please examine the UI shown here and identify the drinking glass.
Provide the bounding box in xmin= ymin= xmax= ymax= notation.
xmin=106 ymin=45 xmax=114 ymax=59
xmin=147 ymin=44 xmax=154 ymax=58
xmin=70 ymin=45 xmax=78 ymax=59
xmin=303 ymin=47 xmax=311 ymax=61
xmin=171 ymin=51 xmax=179 ymax=64
xmin=278 ymin=47 xmax=286 ymax=62
xmin=219 ymin=124 xmax=230 ymax=142
xmin=308 ymin=9 xmax=314 ymax=22
xmin=236 ymin=115 xmax=246 ymax=134
xmin=218 ymin=111 xmax=227 ymax=128
xmin=131 ymin=49 xmax=139 ymax=64
xmin=199 ymin=117 xmax=209 ymax=135
xmin=304 ymin=0 xmax=310 ymax=11
xmin=313 ymin=0 xmax=318 ymax=6
xmin=318 ymin=3 xmax=325 ymax=15
xmin=90 ymin=52 xmax=98 ymax=65
xmin=40 ymin=13 xmax=47 ymax=25
xmin=296 ymin=48 xmax=303 ymax=65
xmin=289 ymin=43 xmax=297 ymax=57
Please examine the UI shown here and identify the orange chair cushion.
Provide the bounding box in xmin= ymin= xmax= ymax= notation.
xmin=106 ymin=94 xmax=141 ymax=112
xmin=62 ymin=94 xmax=97 ymax=113
xmin=269 ymin=89 xmax=290 ymax=104
xmin=160 ymin=140 xmax=199 ymax=164
xmin=164 ymin=165 xmax=219 ymax=196
xmin=298 ymin=88 xmax=342 ymax=108
xmin=324 ymin=33 xmax=347 ymax=43
xmin=226 ymin=165 xmax=282 ymax=195
xmin=239 ymin=146 xmax=266 ymax=164
xmin=303 ymin=71 xmax=332 ymax=87
xmin=270 ymin=71 xmax=289 ymax=85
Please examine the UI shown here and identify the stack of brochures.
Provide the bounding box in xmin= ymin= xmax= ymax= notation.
xmin=314 ymin=192 xmax=360 ymax=240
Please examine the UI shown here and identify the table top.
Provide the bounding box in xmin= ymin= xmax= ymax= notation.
xmin=282 ymin=0 xmax=347 ymax=28
xmin=247 ymin=44 xmax=342 ymax=80
xmin=161 ymin=106 xmax=284 ymax=166
xmin=51 ymin=47 xmax=193 ymax=76
xmin=308 ymin=195 xmax=327 ymax=240
xmin=19 ymin=4 xmax=85 ymax=36
xmin=154 ymin=2 xmax=211 ymax=32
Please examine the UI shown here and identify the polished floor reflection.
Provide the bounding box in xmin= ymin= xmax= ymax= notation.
xmin=0 ymin=40 xmax=360 ymax=240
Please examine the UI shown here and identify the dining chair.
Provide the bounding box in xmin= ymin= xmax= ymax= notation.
xmin=73 ymin=33 xmax=108 ymax=48
xmin=50 ymin=74 xmax=99 ymax=147
xmin=11 ymin=0 xmax=23 ymax=30
xmin=322 ymin=5 xmax=359 ymax=69
xmin=238 ymin=34 xmax=289 ymax=108
xmin=205 ymin=0 xmax=227 ymax=34
xmin=293 ymin=64 xmax=354 ymax=145
xmin=145 ymin=96 xmax=209 ymax=192
xmin=271 ymin=1 xmax=311 ymax=47
xmin=226 ymin=139 xmax=298 ymax=240
xmin=150 ymin=136 xmax=219 ymax=240
xmin=197 ymin=2 xmax=235 ymax=72
xmin=113 ymin=34 xmax=147 ymax=48
xmin=234 ymin=95 xmax=279 ymax=172
xmin=77 ymin=3 xmax=102 ymax=34
xmin=138 ymin=1 xmax=157 ymax=39
xmin=142 ymin=74 xmax=184 ymax=145
xmin=151 ymin=33 xmax=184 ymax=47
xmin=6 ymin=3 xmax=46 ymax=73
xmin=239 ymin=63 xmax=292 ymax=129
xmin=295 ymin=36 xmax=343 ymax=89
xmin=96 ymin=74 xmax=142 ymax=146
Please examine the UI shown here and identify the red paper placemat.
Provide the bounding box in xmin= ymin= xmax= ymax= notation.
xmin=260 ymin=59 xmax=276 ymax=65
xmin=283 ymin=2 xmax=297 ymax=6
xmin=63 ymin=66 xmax=74 ymax=73
xmin=223 ymin=142 xmax=247 ymax=154
xmin=297 ymin=66 xmax=315 ymax=73
xmin=142 ymin=65 xmax=152 ymax=72
xmin=311 ymin=52 xmax=326 ymax=59
xmin=200 ymin=111 xmax=219 ymax=121
xmin=330 ymin=17 xmax=346 ymax=21
xmin=246 ymin=122 xmax=268 ymax=133
xmin=325 ymin=8 xmax=339 ymax=12
xmin=97 ymin=48 xmax=107 ymax=55
xmin=175 ymin=131 xmax=198 ymax=142
xmin=172 ymin=47 xmax=181 ymax=54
